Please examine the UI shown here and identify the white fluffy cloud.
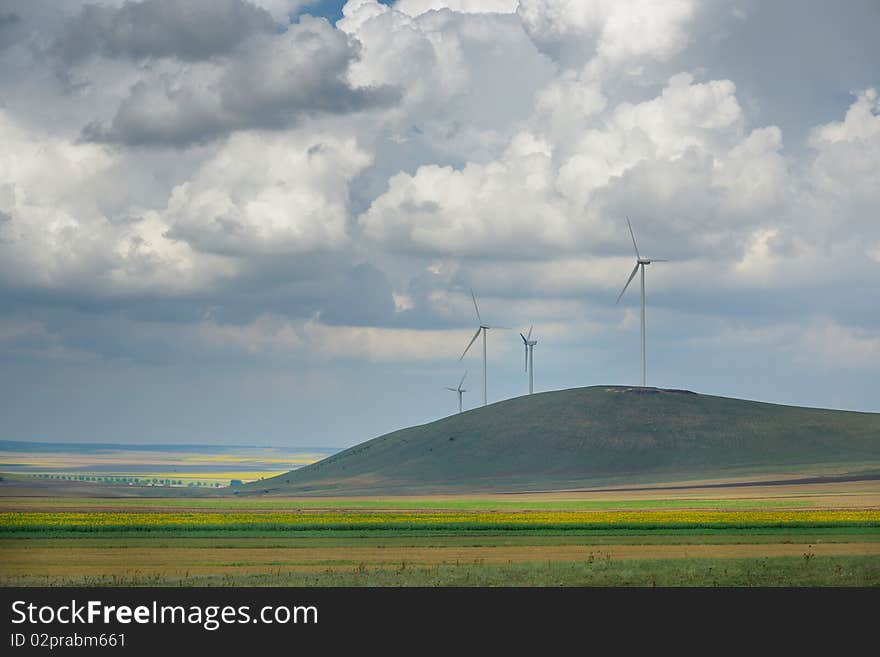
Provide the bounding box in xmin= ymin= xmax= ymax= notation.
xmin=361 ymin=131 xmax=572 ymax=255
xmin=359 ymin=71 xmax=790 ymax=263
xmin=164 ymin=130 xmax=371 ymax=256
xmin=808 ymin=88 xmax=880 ymax=203
xmin=394 ymin=0 xmax=519 ymax=16
xmin=339 ymin=0 xmax=555 ymax=158
xmin=517 ymin=0 xmax=699 ymax=68
xmin=0 ymin=111 xmax=231 ymax=295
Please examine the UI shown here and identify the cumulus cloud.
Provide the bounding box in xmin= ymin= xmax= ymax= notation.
xmin=808 ymin=88 xmax=880 ymax=202
xmin=252 ymin=0 xmax=317 ymax=21
xmin=52 ymin=0 xmax=277 ymax=65
xmin=360 ymin=71 xmax=788 ymax=263
xmin=84 ymin=16 xmax=399 ymax=146
xmin=0 ymin=110 xmax=234 ymax=296
xmin=394 ymin=0 xmax=519 ymax=15
xmin=338 ymin=0 xmax=555 ymax=153
xmin=517 ymin=0 xmax=699 ymax=69
xmin=163 ymin=129 xmax=371 ymax=256
xmin=359 ymin=132 xmax=574 ymax=256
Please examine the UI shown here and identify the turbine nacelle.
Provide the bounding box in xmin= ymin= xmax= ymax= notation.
xmin=617 ymin=218 xmax=669 ymax=305
xmin=519 ymin=326 xmax=537 ymax=348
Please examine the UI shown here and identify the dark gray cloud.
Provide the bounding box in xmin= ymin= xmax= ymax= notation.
xmin=82 ymin=16 xmax=399 ymax=146
xmin=0 ymin=8 xmax=21 ymax=51
xmin=51 ymin=0 xmax=276 ymax=65
xmin=0 ymin=252 xmax=398 ymax=342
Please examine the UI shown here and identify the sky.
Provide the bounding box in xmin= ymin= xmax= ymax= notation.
xmin=0 ymin=0 xmax=878 ymax=447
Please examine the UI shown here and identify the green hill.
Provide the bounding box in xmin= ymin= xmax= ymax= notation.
xmin=248 ymin=386 xmax=880 ymax=495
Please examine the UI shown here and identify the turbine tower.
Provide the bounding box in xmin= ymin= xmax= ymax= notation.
xmin=459 ymin=289 xmax=504 ymax=406
xmin=445 ymin=371 xmax=467 ymax=413
xmin=616 ymin=218 xmax=667 ymax=387
xmin=520 ymin=325 xmax=537 ymax=394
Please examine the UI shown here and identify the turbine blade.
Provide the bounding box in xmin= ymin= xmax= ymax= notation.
xmin=459 ymin=327 xmax=482 ymax=360
xmin=650 ymin=258 xmax=669 ymax=262
xmin=616 ymin=264 xmax=640 ymax=304
xmin=470 ymin=288 xmax=482 ymax=324
xmin=524 ymin=345 xmax=528 ymax=371
xmin=527 ymin=324 xmax=533 ymax=340
xmin=445 ymin=387 xmax=457 ymax=391
xmin=520 ymin=332 xmax=527 ymax=344
xmin=459 ymin=371 xmax=467 ymax=388
xmin=626 ymin=217 xmax=640 ymax=259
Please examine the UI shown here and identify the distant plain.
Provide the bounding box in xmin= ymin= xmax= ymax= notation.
xmin=2 ymin=477 xmax=878 ymax=586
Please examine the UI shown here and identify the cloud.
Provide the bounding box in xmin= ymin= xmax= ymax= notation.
xmin=338 ymin=0 xmax=555 ymax=150
xmin=359 ymin=132 xmax=574 ymax=256
xmin=83 ymin=16 xmax=399 ymax=146
xmin=51 ymin=0 xmax=276 ymax=65
xmin=796 ymin=319 xmax=880 ymax=370
xmin=690 ymin=318 xmax=880 ymax=372
xmin=394 ymin=0 xmax=519 ymax=15
xmin=252 ymin=0 xmax=318 ymax=21
xmin=0 ymin=110 xmax=234 ymax=296
xmin=808 ymin=88 xmax=880 ymax=202
xmin=3 ymin=0 xmax=880 ymax=444
xmin=0 ymin=7 xmax=24 ymax=52
xmin=162 ymin=128 xmax=371 ymax=256
xmin=191 ymin=313 xmax=476 ymax=362
xmin=359 ymin=72 xmax=785 ymax=261
xmin=517 ymin=0 xmax=699 ymax=69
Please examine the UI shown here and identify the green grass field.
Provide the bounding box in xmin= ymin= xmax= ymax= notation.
xmin=2 ymin=478 xmax=879 ymax=586
xmin=27 ymin=556 xmax=873 ymax=587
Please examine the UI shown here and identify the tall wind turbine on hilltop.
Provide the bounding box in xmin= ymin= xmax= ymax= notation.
xmin=616 ymin=217 xmax=668 ymax=387
xmin=445 ymin=371 xmax=467 ymax=414
xmin=520 ymin=325 xmax=537 ymax=395
xmin=460 ymin=289 xmax=505 ymax=406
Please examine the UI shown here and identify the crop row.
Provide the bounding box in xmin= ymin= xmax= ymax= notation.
xmin=1 ymin=510 xmax=878 ymax=532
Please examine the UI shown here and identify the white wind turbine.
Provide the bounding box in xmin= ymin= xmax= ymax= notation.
xmin=445 ymin=371 xmax=467 ymax=413
xmin=459 ymin=289 xmax=505 ymax=406
xmin=616 ymin=217 xmax=668 ymax=387
xmin=520 ymin=325 xmax=537 ymax=394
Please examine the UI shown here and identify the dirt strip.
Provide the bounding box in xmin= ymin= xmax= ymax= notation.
xmin=3 ymin=542 xmax=879 ymax=578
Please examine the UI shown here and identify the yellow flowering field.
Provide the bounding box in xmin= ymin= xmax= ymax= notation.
xmin=1 ymin=510 xmax=878 ymax=531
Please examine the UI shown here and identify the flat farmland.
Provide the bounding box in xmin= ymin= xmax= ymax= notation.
xmin=2 ymin=479 xmax=879 ymax=586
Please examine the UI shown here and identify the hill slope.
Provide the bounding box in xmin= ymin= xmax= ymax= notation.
xmin=250 ymin=387 xmax=880 ymax=495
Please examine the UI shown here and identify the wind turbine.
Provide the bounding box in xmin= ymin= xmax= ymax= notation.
xmin=459 ymin=289 xmax=504 ymax=406
xmin=520 ymin=325 xmax=537 ymax=394
xmin=445 ymin=371 xmax=467 ymax=413
xmin=616 ymin=217 xmax=667 ymax=387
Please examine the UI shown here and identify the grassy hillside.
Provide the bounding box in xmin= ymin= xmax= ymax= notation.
xmin=248 ymin=387 xmax=880 ymax=495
